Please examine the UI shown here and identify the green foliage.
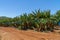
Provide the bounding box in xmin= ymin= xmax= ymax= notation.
xmin=0 ymin=9 xmax=60 ymax=32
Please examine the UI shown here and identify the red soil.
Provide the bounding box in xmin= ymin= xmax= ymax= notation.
xmin=0 ymin=27 xmax=60 ymax=40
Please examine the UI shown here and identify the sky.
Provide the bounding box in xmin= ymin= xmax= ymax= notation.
xmin=0 ymin=0 xmax=60 ymax=18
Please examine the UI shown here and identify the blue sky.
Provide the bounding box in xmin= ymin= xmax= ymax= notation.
xmin=0 ymin=0 xmax=60 ymax=18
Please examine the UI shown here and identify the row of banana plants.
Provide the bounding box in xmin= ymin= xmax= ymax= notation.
xmin=0 ymin=10 xmax=60 ymax=32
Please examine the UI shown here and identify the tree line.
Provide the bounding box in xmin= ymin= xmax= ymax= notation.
xmin=0 ymin=10 xmax=60 ymax=32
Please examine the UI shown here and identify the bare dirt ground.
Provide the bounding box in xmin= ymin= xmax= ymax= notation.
xmin=0 ymin=27 xmax=60 ymax=40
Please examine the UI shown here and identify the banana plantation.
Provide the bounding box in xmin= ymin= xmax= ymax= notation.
xmin=0 ymin=10 xmax=60 ymax=32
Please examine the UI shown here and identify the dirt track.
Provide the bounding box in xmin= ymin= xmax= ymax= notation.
xmin=0 ymin=27 xmax=60 ymax=40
